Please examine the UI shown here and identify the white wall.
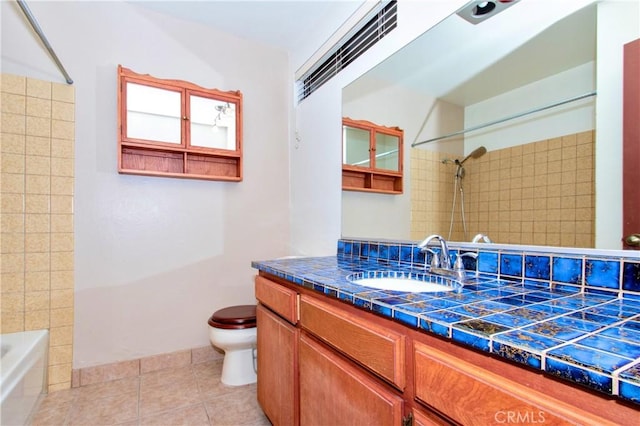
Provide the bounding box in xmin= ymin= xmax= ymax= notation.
xmin=2 ymin=1 xmax=291 ymax=367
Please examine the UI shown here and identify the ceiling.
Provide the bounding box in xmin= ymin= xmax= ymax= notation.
xmin=127 ymin=0 xmax=364 ymax=55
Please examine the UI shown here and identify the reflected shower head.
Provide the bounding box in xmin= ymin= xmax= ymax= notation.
xmin=441 ymin=158 xmax=455 ymax=164
xmin=459 ymin=146 xmax=487 ymax=165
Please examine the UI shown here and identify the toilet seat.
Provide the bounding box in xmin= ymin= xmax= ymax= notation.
xmin=208 ymin=305 xmax=256 ymax=330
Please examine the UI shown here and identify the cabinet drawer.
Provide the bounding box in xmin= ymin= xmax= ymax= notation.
xmin=414 ymin=341 xmax=615 ymax=426
xmin=299 ymin=294 xmax=405 ymax=389
xmin=255 ymin=276 xmax=298 ymax=324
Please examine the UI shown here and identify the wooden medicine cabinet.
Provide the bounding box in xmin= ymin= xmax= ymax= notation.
xmin=117 ymin=65 xmax=243 ymax=181
xmin=342 ymin=117 xmax=403 ymax=194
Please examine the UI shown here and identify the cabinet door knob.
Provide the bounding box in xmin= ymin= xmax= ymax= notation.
xmin=624 ymin=234 xmax=640 ymax=247
xmin=182 ymin=116 xmax=189 ymax=120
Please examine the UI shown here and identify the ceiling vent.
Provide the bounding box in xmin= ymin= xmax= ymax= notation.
xmin=456 ymin=0 xmax=521 ymax=25
xmin=296 ymin=1 xmax=397 ymax=103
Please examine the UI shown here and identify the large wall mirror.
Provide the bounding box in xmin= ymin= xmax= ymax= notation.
xmin=342 ymin=0 xmax=639 ymax=250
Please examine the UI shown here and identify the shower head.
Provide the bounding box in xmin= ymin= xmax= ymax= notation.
xmin=459 ymin=146 xmax=487 ymax=165
xmin=441 ymin=158 xmax=455 ymax=164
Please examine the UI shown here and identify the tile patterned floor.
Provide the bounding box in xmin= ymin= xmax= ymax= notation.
xmin=28 ymin=359 xmax=270 ymax=425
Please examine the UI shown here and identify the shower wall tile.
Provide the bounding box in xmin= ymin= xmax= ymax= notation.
xmin=0 ymin=73 xmax=75 ymax=391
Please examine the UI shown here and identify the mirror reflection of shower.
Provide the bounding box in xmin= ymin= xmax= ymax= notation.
xmin=442 ymin=146 xmax=487 ymax=240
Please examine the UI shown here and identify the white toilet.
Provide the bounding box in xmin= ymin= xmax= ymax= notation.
xmin=207 ymin=305 xmax=257 ymax=386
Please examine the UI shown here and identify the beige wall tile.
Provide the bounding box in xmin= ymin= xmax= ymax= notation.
xmin=1 ymin=193 xmax=24 ymax=213
xmin=25 ymin=213 xmax=50 ymax=233
xmin=51 ymin=233 xmax=74 ymax=252
xmin=51 ymin=195 xmax=73 ymax=214
xmin=51 ymin=157 xmax=74 ymax=177
xmin=51 ymin=176 xmax=73 ymax=195
xmin=2 ymin=291 xmax=25 ymax=312
xmin=50 ymin=325 xmax=73 ymax=346
xmin=26 ymin=155 xmax=51 ymax=175
xmin=49 ymin=363 xmax=72 ymax=385
xmin=51 ymin=214 xmax=73 ymax=233
xmin=50 ymin=344 xmax=73 ymax=366
xmin=25 ymin=291 xmax=50 ymax=311
xmin=1 ymin=311 xmax=24 ymax=333
xmin=25 ymin=174 xmax=50 ymax=194
xmin=26 ymin=78 xmax=51 ymax=99
xmin=51 ymin=289 xmax=73 ymax=309
xmin=2 ymin=153 xmax=25 ymax=174
xmin=25 ymin=309 xmax=49 ymax=330
xmin=140 ymin=349 xmax=191 ymax=374
xmin=26 ymin=116 xmax=51 ymax=137
xmin=52 ymin=83 xmax=74 ymax=103
xmin=80 ymin=360 xmax=140 ymax=386
xmin=26 ymin=97 xmax=51 ymax=118
xmin=1 ymin=252 xmax=24 ymax=272
xmin=51 ymin=251 xmax=73 ymax=271
xmin=26 ymin=194 xmax=50 ymax=213
xmin=51 ymin=120 xmax=74 ymax=140
xmin=52 ymin=101 xmax=74 ymax=121
xmin=2 ymin=112 xmax=26 ymax=134
xmin=25 ymin=252 xmax=50 ymax=271
xmin=51 ymin=270 xmax=73 ymax=289
xmin=2 ymin=92 xmax=25 ymax=114
xmin=51 ymin=307 xmax=74 ymax=327
xmin=1 ymin=272 xmax=24 ymax=293
xmin=2 ymin=74 xmax=26 ymax=95
xmin=2 ymin=133 xmax=26 ymax=154
xmin=25 ymin=271 xmax=50 ymax=291
xmin=26 ymin=135 xmax=51 ymax=156
xmin=1 ymin=173 xmax=25 ymax=193
xmin=51 ymin=138 xmax=74 ymax=158
xmin=48 ymin=382 xmax=71 ymax=392
xmin=3 ymin=213 xmax=25 ymax=233
xmin=25 ymin=233 xmax=50 ymax=252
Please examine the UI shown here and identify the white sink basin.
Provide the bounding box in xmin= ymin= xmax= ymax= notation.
xmin=347 ymin=272 xmax=457 ymax=293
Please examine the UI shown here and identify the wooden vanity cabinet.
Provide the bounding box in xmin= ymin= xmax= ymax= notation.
xmin=299 ymin=332 xmax=404 ymax=426
xmin=255 ymin=277 xmax=299 ymax=426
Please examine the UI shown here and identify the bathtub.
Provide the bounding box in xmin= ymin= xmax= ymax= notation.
xmin=0 ymin=330 xmax=48 ymax=426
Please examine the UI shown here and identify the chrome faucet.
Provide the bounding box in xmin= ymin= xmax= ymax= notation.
xmin=418 ymin=234 xmax=451 ymax=270
xmin=418 ymin=234 xmax=477 ymax=283
xmin=472 ymin=233 xmax=493 ymax=243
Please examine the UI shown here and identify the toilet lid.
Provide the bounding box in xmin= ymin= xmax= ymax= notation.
xmin=208 ymin=305 xmax=256 ymax=329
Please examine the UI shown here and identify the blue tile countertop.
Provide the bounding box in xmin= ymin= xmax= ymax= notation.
xmin=252 ymin=240 xmax=640 ymax=407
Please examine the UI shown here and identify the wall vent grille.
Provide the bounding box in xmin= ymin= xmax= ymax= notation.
xmin=296 ymin=1 xmax=397 ymax=102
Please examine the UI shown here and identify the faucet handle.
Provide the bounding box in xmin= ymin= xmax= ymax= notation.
xmin=422 ymin=248 xmax=440 ymax=268
xmin=453 ymin=252 xmax=478 ymax=271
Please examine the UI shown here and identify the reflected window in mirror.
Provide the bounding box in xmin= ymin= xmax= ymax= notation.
xmin=342 ymin=117 xmax=403 ymax=194
xmin=118 ymin=65 xmax=243 ymax=181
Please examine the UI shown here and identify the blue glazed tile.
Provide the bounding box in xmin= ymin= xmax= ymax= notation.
xmin=567 ymin=311 xmax=619 ymax=325
xmin=550 ymin=316 xmax=604 ymax=333
xmin=393 ymin=309 xmax=419 ymax=327
xmin=423 ymin=309 xmax=471 ymax=324
xmin=619 ymin=380 xmax=640 ymax=404
xmin=494 ymin=330 xmax=562 ymax=352
xmin=547 ymin=344 xmax=632 ymax=373
xmin=413 ymin=246 xmax=426 ymax=265
xmin=576 ymin=335 xmax=640 ymax=359
xmin=352 ymin=242 xmax=361 ymax=257
xmin=361 ymin=243 xmax=369 ymax=257
xmin=552 ymin=257 xmax=583 ymax=284
xmin=451 ymin=328 xmax=491 ymax=351
xmin=453 ymin=319 xmax=510 ymax=336
xmin=623 ymin=321 xmax=640 ymax=332
xmin=379 ymin=244 xmax=389 ymax=260
xmin=482 ymin=312 xmax=537 ymax=328
xmin=478 ymin=251 xmax=499 ymax=274
xmin=523 ymin=322 xmax=585 ymax=341
xmin=585 ymin=258 xmax=620 ymax=290
xmin=599 ymin=325 xmax=640 ymax=343
xmin=371 ymin=301 xmax=392 ymax=316
xmin=545 ymin=357 xmax=613 ymax=394
xmin=623 ymin=261 xmax=640 ymax=292
xmin=500 ymin=253 xmax=523 ymax=277
xmin=419 ymin=318 xmax=451 ymax=338
xmin=389 ymin=245 xmax=400 ymax=261
xmin=525 ymin=255 xmax=551 ymax=280
xmin=369 ymin=244 xmax=379 ymax=259
xmin=337 ymin=291 xmax=354 ymax=303
xmin=337 ymin=240 xmax=346 ymax=255
xmin=619 ymin=363 xmax=640 ymax=384
xmin=492 ymin=342 xmax=542 ymax=369
xmin=400 ymin=246 xmax=413 ymax=263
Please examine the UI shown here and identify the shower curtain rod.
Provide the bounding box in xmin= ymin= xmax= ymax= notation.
xmin=16 ymin=0 xmax=73 ymax=84
xmin=411 ymin=91 xmax=597 ymax=147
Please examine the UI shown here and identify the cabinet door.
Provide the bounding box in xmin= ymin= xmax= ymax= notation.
xmin=256 ymin=305 xmax=298 ymax=426
xmin=299 ymin=333 xmax=404 ymax=426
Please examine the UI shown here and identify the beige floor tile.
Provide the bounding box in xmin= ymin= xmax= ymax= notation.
xmin=75 ymin=376 xmax=139 ymax=402
xmin=28 ymin=402 xmax=71 ymax=426
xmin=139 ymin=378 xmax=201 ymax=418
xmin=139 ymin=403 xmax=210 ymax=426
xmin=140 ymin=366 xmax=196 ymax=390
xmin=67 ymin=390 xmax=138 ymax=425
xmin=204 ymin=387 xmax=268 ymax=426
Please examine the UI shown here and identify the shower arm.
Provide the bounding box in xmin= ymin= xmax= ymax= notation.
xmin=411 ymin=91 xmax=596 ymax=147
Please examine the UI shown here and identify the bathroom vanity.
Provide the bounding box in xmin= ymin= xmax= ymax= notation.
xmin=252 ymin=240 xmax=640 ymax=425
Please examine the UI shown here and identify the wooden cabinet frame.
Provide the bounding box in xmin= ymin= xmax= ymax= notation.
xmin=342 ymin=117 xmax=404 ymax=194
xmin=117 ymin=65 xmax=243 ymax=181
